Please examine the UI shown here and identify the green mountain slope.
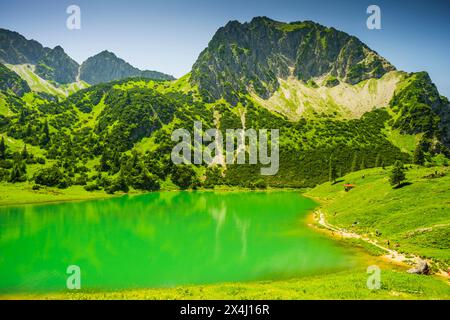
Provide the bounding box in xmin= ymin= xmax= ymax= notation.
xmin=389 ymin=72 xmax=450 ymax=149
xmin=0 ymin=62 xmax=30 ymax=96
xmin=5 ymin=64 xmax=88 ymax=98
xmin=0 ymin=76 xmax=410 ymax=189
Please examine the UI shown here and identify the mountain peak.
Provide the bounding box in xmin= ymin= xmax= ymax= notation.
xmin=249 ymin=16 xmax=276 ymax=24
xmin=191 ymin=17 xmax=395 ymax=104
xmin=1 ymin=28 xmax=174 ymax=87
xmin=80 ymin=50 xmax=174 ymax=85
xmin=0 ymin=28 xmax=46 ymax=65
xmin=0 ymin=29 xmax=79 ymax=84
xmin=98 ymin=50 xmax=117 ymax=57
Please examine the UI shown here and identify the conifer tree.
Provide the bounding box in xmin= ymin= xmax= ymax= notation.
xmin=389 ymin=160 xmax=406 ymax=187
xmin=375 ymin=153 xmax=381 ymax=167
xmin=21 ymin=144 xmax=28 ymax=159
xmin=329 ymin=157 xmax=338 ymax=183
xmin=41 ymin=120 xmax=50 ymax=145
xmin=360 ymin=157 xmax=366 ymax=170
xmin=351 ymin=153 xmax=358 ymax=172
xmin=413 ymin=143 xmax=425 ymax=166
xmin=0 ymin=136 xmax=6 ymax=160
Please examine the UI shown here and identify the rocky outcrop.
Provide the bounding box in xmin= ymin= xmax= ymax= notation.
xmin=407 ymin=260 xmax=430 ymax=275
xmin=35 ymin=46 xmax=79 ymax=84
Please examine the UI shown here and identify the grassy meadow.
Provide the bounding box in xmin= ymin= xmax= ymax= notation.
xmin=307 ymin=165 xmax=450 ymax=268
xmin=7 ymin=267 xmax=450 ymax=300
xmin=0 ymin=182 xmax=118 ymax=206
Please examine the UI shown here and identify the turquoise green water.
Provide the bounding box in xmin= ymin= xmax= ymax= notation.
xmin=0 ymin=191 xmax=357 ymax=293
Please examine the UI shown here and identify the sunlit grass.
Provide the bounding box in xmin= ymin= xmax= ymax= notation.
xmin=307 ymin=165 xmax=450 ymax=265
xmin=7 ymin=268 xmax=449 ymax=300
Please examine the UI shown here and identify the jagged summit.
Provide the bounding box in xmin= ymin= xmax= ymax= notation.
xmin=190 ymin=17 xmax=395 ymax=104
xmin=0 ymin=28 xmax=174 ymax=87
xmin=79 ymin=50 xmax=175 ymax=85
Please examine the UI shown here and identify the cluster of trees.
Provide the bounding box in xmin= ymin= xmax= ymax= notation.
xmin=220 ymin=105 xmax=410 ymax=187
xmin=6 ymin=109 xmax=51 ymax=147
xmin=388 ymin=139 xmax=448 ymax=189
xmin=96 ymin=88 xmax=177 ymax=152
xmin=412 ymin=134 xmax=449 ymax=166
xmin=0 ymin=137 xmax=46 ymax=183
xmin=387 ymin=132 xmax=450 ymax=189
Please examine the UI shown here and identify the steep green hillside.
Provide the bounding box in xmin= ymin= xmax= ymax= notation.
xmin=5 ymin=64 xmax=88 ymax=98
xmin=307 ymin=165 xmax=450 ymax=265
xmin=389 ymin=72 xmax=450 ymax=150
xmin=0 ymin=72 xmax=448 ymax=193
xmin=0 ymin=62 xmax=30 ymax=96
xmin=0 ymin=76 xmax=411 ymax=192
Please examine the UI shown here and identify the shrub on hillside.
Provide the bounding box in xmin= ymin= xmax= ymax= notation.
xmin=34 ymin=165 xmax=65 ymax=187
xmin=171 ymin=165 xmax=199 ymax=190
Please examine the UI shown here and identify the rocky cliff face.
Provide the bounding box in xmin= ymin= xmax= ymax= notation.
xmin=0 ymin=29 xmax=79 ymax=84
xmin=0 ymin=29 xmax=174 ymax=87
xmin=0 ymin=29 xmax=47 ymax=64
xmin=80 ymin=50 xmax=174 ymax=85
xmin=35 ymin=46 xmax=79 ymax=84
xmin=190 ymin=17 xmax=395 ymax=104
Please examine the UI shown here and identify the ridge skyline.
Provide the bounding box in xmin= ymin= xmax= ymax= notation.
xmin=1 ymin=0 xmax=449 ymax=96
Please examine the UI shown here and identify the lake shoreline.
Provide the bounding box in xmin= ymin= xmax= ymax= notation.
xmin=0 ymin=183 xmax=309 ymax=207
xmin=303 ymin=167 xmax=450 ymax=278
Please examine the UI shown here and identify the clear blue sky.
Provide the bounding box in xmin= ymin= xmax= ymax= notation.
xmin=1 ymin=0 xmax=449 ymax=97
